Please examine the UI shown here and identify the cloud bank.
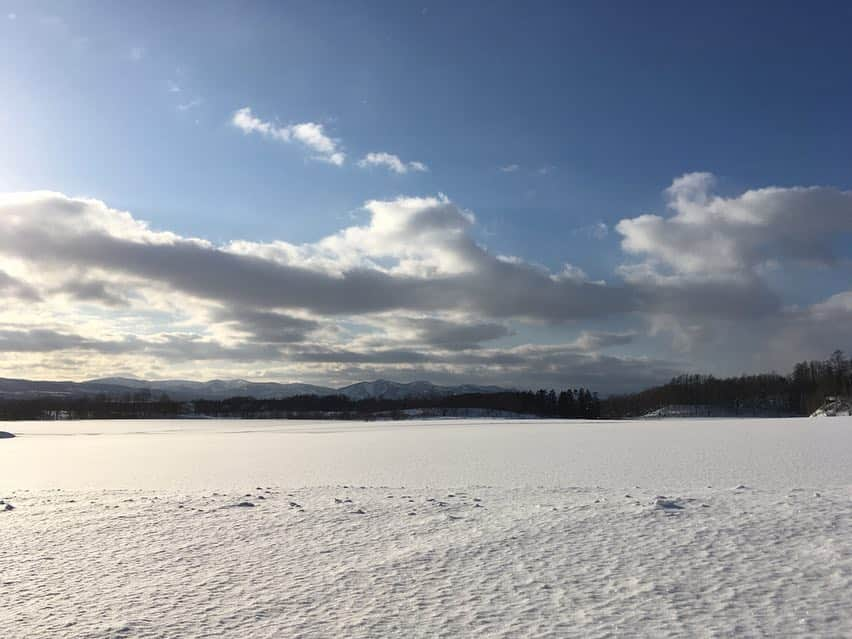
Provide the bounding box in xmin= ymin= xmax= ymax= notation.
xmin=1 ymin=173 xmax=851 ymax=390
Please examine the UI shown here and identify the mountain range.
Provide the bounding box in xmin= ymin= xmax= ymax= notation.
xmin=0 ymin=376 xmax=508 ymax=401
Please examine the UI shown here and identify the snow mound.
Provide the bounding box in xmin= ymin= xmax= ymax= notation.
xmin=652 ymin=495 xmax=685 ymax=511
xmin=811 ymin=397 xmax=852 ymax=417
xmin=642 ymin=404 xmax=717 ymax=418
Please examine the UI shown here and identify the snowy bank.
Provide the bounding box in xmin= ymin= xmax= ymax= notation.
xmin=811 ymin=397 xmax=852 ymax=417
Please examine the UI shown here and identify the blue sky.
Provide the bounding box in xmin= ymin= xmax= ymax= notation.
xmin=1 ymin=2 xmax=852 ymax=391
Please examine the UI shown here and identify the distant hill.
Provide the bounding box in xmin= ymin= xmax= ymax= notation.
xmin=88 ymin=377 xmax=336 ymax=400
xmin=0 ymin=376 xmax=509 ymax=402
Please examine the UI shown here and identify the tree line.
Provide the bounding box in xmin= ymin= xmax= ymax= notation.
xmin=0 ymin=395 xmax=185 ymax=421
xmin=191 ymin=388 xmax=600 ymax=419
xmin=601 ymin=350 xmax=851 ymax=418
xmin=0 ymin=387 xmax=601 ymax=421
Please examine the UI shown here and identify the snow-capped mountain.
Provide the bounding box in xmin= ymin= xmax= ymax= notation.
xmin=86 ymin=378 xmax=337 ymax=400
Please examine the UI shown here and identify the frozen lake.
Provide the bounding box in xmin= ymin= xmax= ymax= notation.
xmin=3 ymin=418 xmax=851 ymax=638
xmin=2 ymin=417 xmax=851 ymax=490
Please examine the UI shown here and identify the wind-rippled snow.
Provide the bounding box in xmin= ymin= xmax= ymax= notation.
xmin=1 ymin=418 xmax=851 ymax=637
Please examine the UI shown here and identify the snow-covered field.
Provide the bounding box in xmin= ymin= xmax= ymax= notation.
xmin=1 ymin=418 xmax=851 ymax=637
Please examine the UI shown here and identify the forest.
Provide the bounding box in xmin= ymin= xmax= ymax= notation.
xmin=0 ymin=387 xmax=601 ymax=421
xmin=601 ymin=350 xmax=852 ymax=418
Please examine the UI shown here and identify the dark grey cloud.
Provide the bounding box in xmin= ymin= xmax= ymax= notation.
xmin=756 ymin=292 xmax=852 ymax=370
xmin=290 ymin=346 xmax=431 ymax=364
xmin=400 ymin=317 xmax=513 ymax=350
xmin=0 ymin=225 xmax=637 ymax=321
xmin=145 ymin=334 xmax=284 ymax=362
xmin=0 ymin=269 xmax=41 ymax=301
xmin=633 ymin=277 xmax=782 ymax=320
xmin=0 ymin=329 xmax=136 ymax=354
xmin=211 ymin=307 xmax=319 ymax=344
xmin=285 ymin=350 xmax=682 ymax=395
xmin=58 ymin=279 xmax=128 ymax=307
xmin=286 ymin=341 xmax=657 ymax=374
xmin=0 ymin=329 xmax=285 ymax=362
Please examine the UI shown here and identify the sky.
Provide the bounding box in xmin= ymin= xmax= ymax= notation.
xmin=1 ymin=1 xmax=852 ymax=393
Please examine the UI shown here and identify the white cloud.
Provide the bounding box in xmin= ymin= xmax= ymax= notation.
xmin=616 ymin=172 xmax=852 ymax=282
xmin=574 ymin=222 xmax=608 ymax=240
xmin=231 ymin=109 xmax=426 ymax=171
xmin=177 ymin=98 xmax=202 ymax=112
xmin=130 ymin=46 xmax=145 ymax=61
xmin=231 ymin=107 xmax=345 ymax=166
xmin=358 ymin=152 xmax=428 ymax=174
xmin=500 ymin=164 xmax=520 ymax=173
xmin=553 ymin=263 xmax=590 ymax=282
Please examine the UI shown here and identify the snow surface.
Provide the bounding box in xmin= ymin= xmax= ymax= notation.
xmin=1 ymin=418 xmax=851 ymax=637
